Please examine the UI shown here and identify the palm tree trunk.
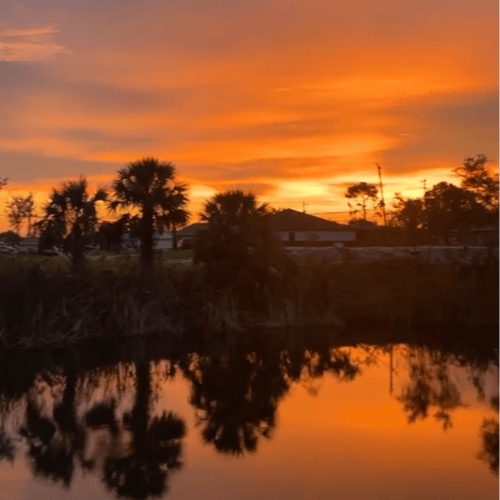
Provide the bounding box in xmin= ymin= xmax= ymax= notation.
xmin=172 ymin=224 xmax=177 ymax=251
xmin=141 ymin=213 xmax=155 ymax=284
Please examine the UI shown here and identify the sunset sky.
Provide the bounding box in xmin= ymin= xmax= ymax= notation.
xmin=0 ymin=0 xmax=498 ymax=229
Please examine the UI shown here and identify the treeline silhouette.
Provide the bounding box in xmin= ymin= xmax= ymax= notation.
xmin=1 ymin=154 xmax=498 ymax=273
xmin=344 ymin=154 xmax=499 ymax=245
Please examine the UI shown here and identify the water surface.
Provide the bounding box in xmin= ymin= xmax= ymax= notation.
xmin=0 ymin=331 xmax=498 ymax=499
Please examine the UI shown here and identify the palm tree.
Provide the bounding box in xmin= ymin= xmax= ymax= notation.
xmin=196 ymin=190 xmax=276 ymax=293
xmin=37 ymin=177 xmax=107 ymax=271
xmin=201 ymin=190 xmax=269 ymax=231
xmin=110 ymin=158 xmax=189 ymax=282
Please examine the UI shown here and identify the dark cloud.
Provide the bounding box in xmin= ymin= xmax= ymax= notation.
xmin=0 ymin=150 xmax=121 ymax=183
xmin=204 ymin=181 xmax=277 ymax=196
xmin=0 ymin=61 xmax=183 ymax=113
xmin=57 ymin=128 xmax=155 ymax=148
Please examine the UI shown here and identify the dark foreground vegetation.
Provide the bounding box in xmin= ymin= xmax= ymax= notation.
xmin=0 ymin=249 xmax=497 ymax=350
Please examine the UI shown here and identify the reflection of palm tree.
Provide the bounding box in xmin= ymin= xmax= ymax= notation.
xmin=102 ymin=360 xmax=185 ymax=499
xmin=19 ymin=369 xmax=83 ymax=487
xmin=185 ymin=349 xmax=288 ymax=456
xmin=20 ymin=401 xmax=74 ymax=486
xmin=0 ymin=400 xmax=15 ymax=463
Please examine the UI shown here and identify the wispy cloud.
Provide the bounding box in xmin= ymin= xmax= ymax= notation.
xmin=0 ymin=25 xmax=58 ymax=37
xmin=0 ymin=23 xmax=68 ymax=61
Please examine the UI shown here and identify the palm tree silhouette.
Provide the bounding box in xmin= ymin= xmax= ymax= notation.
xmin=197 ymin=190 xmax=274 ymax=294
xmin=110 ymin=158 xmax=189 ymax=283
xmin=37 ymin=177 xmax=107 ymax=271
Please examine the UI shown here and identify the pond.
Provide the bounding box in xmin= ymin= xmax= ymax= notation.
xmin=0 ymin=329 xmax=498 ymax=499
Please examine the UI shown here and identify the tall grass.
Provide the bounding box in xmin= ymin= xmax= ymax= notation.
xmin=0 ymin=252 xmax=497 ymax=350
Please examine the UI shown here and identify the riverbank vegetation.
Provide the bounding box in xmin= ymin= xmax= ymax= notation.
xmin=0 ymin=248 xmax=497 ymax=350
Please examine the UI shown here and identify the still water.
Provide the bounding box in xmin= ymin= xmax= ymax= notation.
xmin=0 ymin=331 xmax=498 ymax=499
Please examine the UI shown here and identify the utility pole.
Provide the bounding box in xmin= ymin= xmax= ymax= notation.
xmin=27 ymin=192 xmax=33 ymax=238
xmin=421 ymin=179 xmax=427 ymax=197
xmin=376 ymin=164 xmax=387 ymax=226
xmin=302 ymin=201 xmax=309 ymax=213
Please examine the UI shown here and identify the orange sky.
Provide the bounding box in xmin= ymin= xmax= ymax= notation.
xmin=0 ymin=0 xmax=498 ymax=231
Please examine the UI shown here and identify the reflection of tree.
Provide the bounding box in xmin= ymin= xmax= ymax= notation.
xmin=283 ymin=345 xmax=360 ymax=384
xmin=184 ymin=348 xmax=288 ymax=456
xmin=478 ymin=419 xmax=499 ymax=475
xmin=183 ymin=339 xmax=360 ymax=456
xmin=398 ymin=350 xmax=462 ymax=430
xmin=102 ymin=360 xmax=185 ymax=499
xmin=19 ymin=368 xmax=83 ymax=487
xmin=478 ymin=395 xmax=499 ymax=476
xmin=0 ymin=431 xmax=15 ymax=463
xmin=0 ymin=332 xmax=498 ymax=491
xmin=0 ymin=403 xmax=15 ymax=463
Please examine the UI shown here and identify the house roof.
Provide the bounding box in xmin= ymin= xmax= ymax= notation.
xmin=347 ymin=220 xmax=380 ymax=231
xmin=269 ymin=209 xmax=352 ymax=232
xmin=177 ymin=222 xmax=208 ymax=235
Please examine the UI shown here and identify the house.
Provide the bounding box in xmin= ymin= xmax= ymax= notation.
xmin=177 ymin=223 xmax=208 ymax=249
xmin=19 ymin=238 xmax=40 ymax=254
xmin=153 ymin=231 xmax=174 ymax=250
xmin=448 ymin=225 xmax=499 ymax=247
xmin=268 ymin=209 xmax=356 ymax=246
xmin=122 ymin=231 xmax=174 ymax=251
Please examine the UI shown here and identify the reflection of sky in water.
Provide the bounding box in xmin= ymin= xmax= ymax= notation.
xmin=0 ymin=343 xmax=497 ymax=500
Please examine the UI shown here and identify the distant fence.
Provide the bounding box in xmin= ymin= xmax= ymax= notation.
xmin=285 ymin=246 xmax=499 ymax=266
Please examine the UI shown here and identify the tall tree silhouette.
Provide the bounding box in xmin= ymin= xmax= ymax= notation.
xmin=345 ymin=182 xmax=379 ymax=221
xmin=424 ymin=182 xmax=485 ymax=244
xmin=6 ymin=194 xmax=35 ymax=236
xmin=454 ymin=155 xmax=499 ymax=214
xmin=110 ymin=158 xmax=189 ymax=283
xmin=391 ymin=194 xmax=425 ymax=244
